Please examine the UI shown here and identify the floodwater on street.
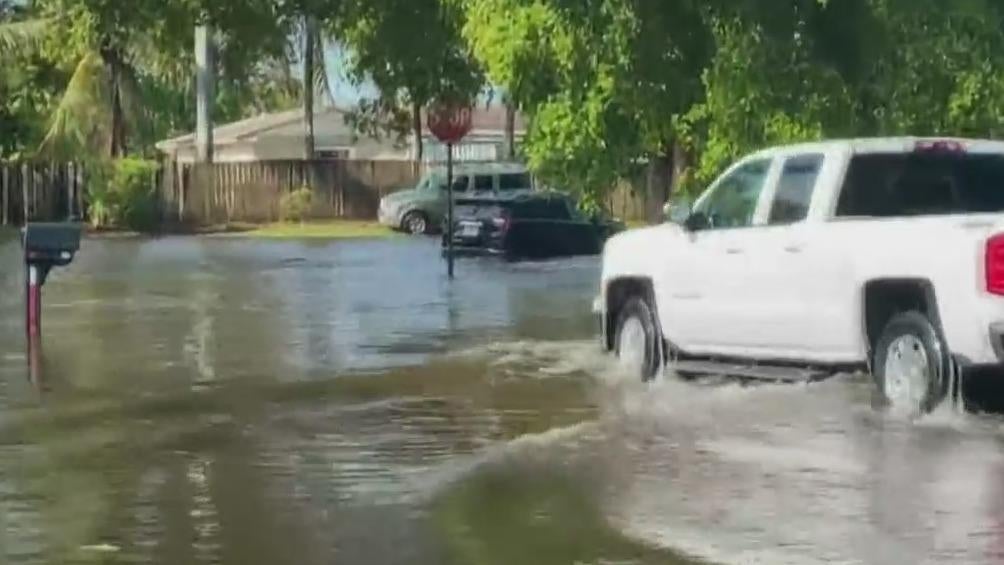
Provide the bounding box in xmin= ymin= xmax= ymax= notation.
xmin=2 ymin=231 xmax=1004 ymax=565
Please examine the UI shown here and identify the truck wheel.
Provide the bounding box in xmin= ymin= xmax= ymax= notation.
xmin=873 ymin=311 xmax=950 ymax=415
xmin=401 ymin=211 xmax=429 ymax=235
xmin=614 ymin=297 xmax=661 ymax=383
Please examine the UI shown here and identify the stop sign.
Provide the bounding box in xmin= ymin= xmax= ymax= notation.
xmin=428 ymin=104 xmax=473 ymax=144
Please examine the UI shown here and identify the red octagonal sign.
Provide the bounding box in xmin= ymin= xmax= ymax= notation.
xmin=428 ymin=104 xmax=473 ymax=144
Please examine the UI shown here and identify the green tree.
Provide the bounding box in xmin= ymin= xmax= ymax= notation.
xmin=336 ymin=0 xmax=484 ymax=161
xmin=0 ymin=0 xmax=304 ymax=159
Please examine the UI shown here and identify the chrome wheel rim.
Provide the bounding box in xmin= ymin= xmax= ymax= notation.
xmin=616 ymin=316 xmax=648 ymax=381
xmin=405 ymin=215 xmax=426 ymax=234
xmin=883 ymin=335 xmax=930 ymax=411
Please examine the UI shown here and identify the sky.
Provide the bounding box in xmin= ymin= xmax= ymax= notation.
xmin=323 ymin=42 xmax=378 ymax=106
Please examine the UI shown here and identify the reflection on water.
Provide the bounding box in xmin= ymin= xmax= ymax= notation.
xmin=1 ymin=236 xmax=1004 ymax=565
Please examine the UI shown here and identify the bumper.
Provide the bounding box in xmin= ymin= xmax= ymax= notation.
xmin=441 ymin=245 xmax=505 ymax=258
xmin=377 ymin=205 xmax=400 ymax=228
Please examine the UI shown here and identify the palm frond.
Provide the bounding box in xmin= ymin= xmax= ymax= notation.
xmin=0 ymin=18 xmax=48 ymax=57
xmin=117 ymin=61 xmax=156 ymax=149
xmin=37 ymin=51 xmax=113 ymax=160
xmin=313 ymin=35 xmax=336 ymax=108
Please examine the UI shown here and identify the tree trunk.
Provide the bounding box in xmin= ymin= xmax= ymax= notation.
xmin=669 ymin=140 xmax=687 ymax=199
xmin=105 ymin=51 xmax=126 ymax=158
xmin=302 ymin=16 xmax=316 ymax=160
xmin=412 ymin=101 xmax=423 ymax=163
xmin=503 ymin=101 xmax=516 ymax=160
xmin=644 ymin=151 xmax=670 ymax=225
xmin=644 ymin=139 xmax=688 ymax=224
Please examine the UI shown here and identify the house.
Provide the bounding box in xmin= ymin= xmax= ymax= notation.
xmin=156 ymin=104 xmax=527 ymax=164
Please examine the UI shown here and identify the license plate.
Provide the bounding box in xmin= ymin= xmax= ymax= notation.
xmin=460 ymin=222 xmax=481 ymax=237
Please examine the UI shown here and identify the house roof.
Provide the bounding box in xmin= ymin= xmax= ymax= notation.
xmin=156 ymin=106 xmax=348 ymax=151
xmin=156 ymin=103 xmax=528 ymax=154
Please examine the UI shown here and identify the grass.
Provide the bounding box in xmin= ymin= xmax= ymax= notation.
xmin=226 ymin=220 xmax=399 ymax=240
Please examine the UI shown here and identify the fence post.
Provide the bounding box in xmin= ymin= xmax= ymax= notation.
xmin=22 ymin=163 xmax=30 ymax=223
xmin=1 ymin=166 xmax=7 ymax=226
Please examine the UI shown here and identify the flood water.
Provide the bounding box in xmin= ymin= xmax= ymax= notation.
xmin=2 ymin=232 xmax=1004 ymax=565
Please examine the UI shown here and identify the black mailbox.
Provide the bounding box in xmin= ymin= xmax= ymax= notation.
xmin=22 ymin=222 xmax=82 ymax=268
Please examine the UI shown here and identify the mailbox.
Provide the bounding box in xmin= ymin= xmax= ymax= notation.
xmin=23 ymin=222 xmax=81 ymax=266
xmin=22 ymin=222 xmax=82 ymax=285
xmin=21 ymin=222 xmax=83 ymax=341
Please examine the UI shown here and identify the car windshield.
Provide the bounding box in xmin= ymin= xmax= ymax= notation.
xmin=837 ymin=151 xmax=1004 ymax=217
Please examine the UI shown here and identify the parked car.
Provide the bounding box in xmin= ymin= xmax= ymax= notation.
xmin=596 ymin=137 xmax=1004 ymax=415
xmin=378 ymin=162 xmax=533 ymax=235
xmin=443 ymin=191 xmax=624 ymax=260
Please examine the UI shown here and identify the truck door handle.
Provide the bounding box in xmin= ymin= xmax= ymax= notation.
xmin=784 ymin=245 xmax=803 ymax=253
xmin=725 ymin=248 xmax=743 ymax=255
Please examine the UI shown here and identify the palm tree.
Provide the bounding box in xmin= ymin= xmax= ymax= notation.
xmin=300 ymin=15 xmax=337 ymax=160
xmin=0 ymin=14 xmax=169 ymax=159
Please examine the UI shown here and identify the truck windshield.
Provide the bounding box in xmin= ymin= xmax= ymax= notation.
xmin=836 ymin=152 xmax=1004 ymax=217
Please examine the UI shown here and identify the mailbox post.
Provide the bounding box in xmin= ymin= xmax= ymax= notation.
xmin=21 ymin=223 xmax=82 ymax=342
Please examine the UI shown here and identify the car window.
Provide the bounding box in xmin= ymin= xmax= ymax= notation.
xmin=512 ymin=199 xmax=572 ymax=220
xmin=694 ymin=159 xmax=772 ymax=229
xmin=769 ymin=154 xmax=824 ymax=225
xmin=499 ymin=173 xmax=531 ymax=191
xmin=836 ymin=151 xmax=1004 ymax=217
xmin=474 ymin=175 xmax=494 ymax=192
xmin=450 ymin=175 xmax=469 ymax=193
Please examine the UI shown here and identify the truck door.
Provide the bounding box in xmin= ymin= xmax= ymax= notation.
xmin=745 ymin=152 xmax=855 ymax=361
xmin=669 ymin=157 xmax=778 ymax=353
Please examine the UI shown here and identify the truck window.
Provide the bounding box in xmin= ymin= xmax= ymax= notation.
xmin=695 ymin=159 xmax=771 ymax=229
xmin=769 ymin=154 xmax=824 ymax=225
xmin=474 ymin=175 xmax=494 ymax=191
xmin=449 ymin=175 xmax=469 ymax=193
xmin=836 ymin=152 xmax=1004 ymax=217
xmin=499 ymin=173 xmax=531 ymax=191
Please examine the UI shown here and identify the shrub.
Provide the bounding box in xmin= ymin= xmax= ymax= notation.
xmin=86 ymin=158 xmax=160 ymax=231
xmin=279 ymin=186 xmax=313 ymax=223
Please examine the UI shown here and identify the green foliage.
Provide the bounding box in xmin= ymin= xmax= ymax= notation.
xmin=0 ymin=0 xmax=318 ymax=159
xmin=279 ymin=186 xmax=314 ymax=223
xmin=336 ymin=0 xmax=485 ymax=144
xmin=463 ymin=0 xmax=1004 ymax=205
xmin=87 ymin=158 xmax=160 ymax=231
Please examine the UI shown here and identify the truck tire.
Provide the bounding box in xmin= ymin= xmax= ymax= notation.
xmin=614 ymin=297 xmax=661 ymax=383
xmin=873 ymin=311 xmax=950 ymax=414
xmin=401 ymin=211 xmax=429 ymax=235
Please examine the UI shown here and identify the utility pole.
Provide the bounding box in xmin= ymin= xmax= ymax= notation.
xmin=195 ymin=25 xmax=215 ymax=164
xmin=303 ymin=16 xmax=317 ymax=160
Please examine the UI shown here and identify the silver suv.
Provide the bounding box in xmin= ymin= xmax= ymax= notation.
xmin=378 ymin=163 xmax=533 ymax=234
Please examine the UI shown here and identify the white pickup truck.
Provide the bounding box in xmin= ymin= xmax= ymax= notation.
xmin=597 ymin=137 xmax=1004 ymax=414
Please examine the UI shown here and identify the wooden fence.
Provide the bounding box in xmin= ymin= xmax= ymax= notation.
xmin=1 ymin=158 xmax=648 ymax=228
xmin=162 ymin=159 xmax=422 ymax=225
xmin=0 ymin=162 xmax=86 ymax=225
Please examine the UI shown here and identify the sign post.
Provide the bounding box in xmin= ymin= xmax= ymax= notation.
xmin=428 ymin=104 xmax=473 ymax=279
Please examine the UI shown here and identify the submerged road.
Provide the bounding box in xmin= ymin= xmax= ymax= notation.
xmin=0 ymin=234 xmax=1003 ymax=565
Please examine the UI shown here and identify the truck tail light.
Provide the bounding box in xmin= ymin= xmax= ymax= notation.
xmin=986 ymin=234 xmax=1004 ymax=295
xmin=492 ymin=213 xmax=510 ymax=234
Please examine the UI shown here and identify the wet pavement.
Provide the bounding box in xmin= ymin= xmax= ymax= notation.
xmin=1 ymin=232 xmax=1004 ymax=565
